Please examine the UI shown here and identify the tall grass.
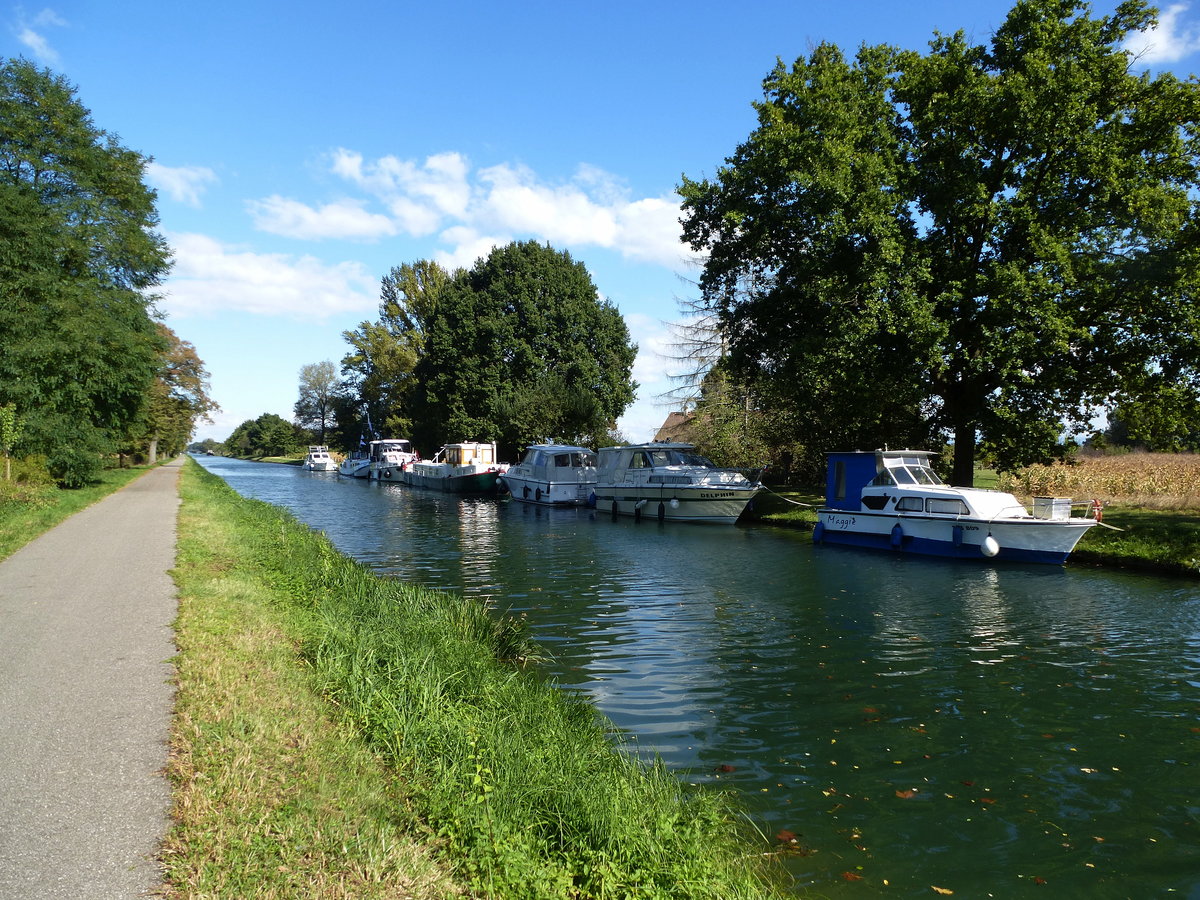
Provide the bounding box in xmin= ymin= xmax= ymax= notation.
xmin=171 ymin=461 xmax=786 ymax=898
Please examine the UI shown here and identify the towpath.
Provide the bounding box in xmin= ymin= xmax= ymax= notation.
xmin=0 ymin=459 xmax=181 ymax=899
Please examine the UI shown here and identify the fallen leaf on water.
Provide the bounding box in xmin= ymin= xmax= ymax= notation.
xmin=775 ymin=829 xmax=797 ymax=843
xmin=961 ymin=780 xmax=975 ymax=787
xmin=841 ymin=871 xmax=863 ymax=881
xmin=979 ymin=797 xmax=997 ymax=805
xmin=931 ymin=886 xmax=954 ymax=895
xmin=717 ymin=764 xmax=736 ymax=773
xmin=896 ymin=788 xmax=918 ymax=799
xmin=1034 ymin=876 xmax=1047 ymax=885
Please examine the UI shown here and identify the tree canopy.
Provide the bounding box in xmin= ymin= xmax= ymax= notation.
xmin=293 ymin=360 xmax=340 ymax=444
xmin=408 ymin=241 xmax=638 ymax=456
xmin=0 ymin=58 xmax=184 ymax=484
xmin=680 ymin=0 xmax=1200 ymax=483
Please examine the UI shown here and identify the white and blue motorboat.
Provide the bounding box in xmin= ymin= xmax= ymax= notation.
xmin=593 ymin=442 xmax=762 ymax=524
xmin=814 ymin=450 xmax=1098 ymax=564
xmin=501 ymin=444 xmax=597 ymax=506
xmin=337 ymin=448 xmax=371 ymax=478
xmin=368 ymin=439 xmax=419 ymax=482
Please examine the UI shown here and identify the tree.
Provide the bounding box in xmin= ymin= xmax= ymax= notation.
xmin=222 ymin=413 xmax=303 ymax=458
xmin=409 ymin=241 xmax=638 ymax=457
xmin=680 ymin=0 xmax=1200 ymax=484
xmin=294 ymin=361 xmax=340 ymax=443
xmin=341 ymin=260 xmax=449 ymax=439
xmin=139 ymin=325 xmax=218 ymax=462
xmin=0 ymin=59 xmax=170 ymax=485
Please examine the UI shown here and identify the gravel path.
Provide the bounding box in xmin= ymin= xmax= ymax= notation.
xmin=0 ymin=460 xmax=181 ymax=899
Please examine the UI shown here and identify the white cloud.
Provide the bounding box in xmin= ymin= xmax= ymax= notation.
xmin=15 ymin=9 xmax=67 ymax=65
xmin=1125 ymin=3 xmax=1200 ymax=64
xmin=311 ymin=150 xmax=689 ymax=270
xmin=146 ymin=162 xmax=217 ymax=207
xmin=161 ymin=232 xmax=378 ymax=319
xmin=247 ymin=195 xmax=398 ymax=241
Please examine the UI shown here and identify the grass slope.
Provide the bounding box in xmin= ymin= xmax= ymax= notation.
xmin=166 ymin=460 xmax=787 ymax=899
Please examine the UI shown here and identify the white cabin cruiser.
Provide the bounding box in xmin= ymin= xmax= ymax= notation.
xmin=337 ymin=447 xmax=371 ymax=478
xmin=593 ymin=442 xmax=762 ymax=524
xmin=303 ymin=446 xmax=337 ymax=471
xmin=814 ymin=450 xmax=1098 ymax=564
xmin=501 ymin=444 xmax=597 ymax=506
xmin=400 ymin=441 xmax=509 ymax=493
xmin=368 ymin=439 xmax=419 ymax=482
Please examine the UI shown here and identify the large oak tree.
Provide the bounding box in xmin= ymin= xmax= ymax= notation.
xmin=680 ymin=0 xmax=1200 ymax=484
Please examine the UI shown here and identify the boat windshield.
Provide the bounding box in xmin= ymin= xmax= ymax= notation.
xmin=648 ymin=449 xmax=714 ymax=468
xmin=553 ymin=452 xmax=596 ymax=467
xmin=873 ymin=462 xmax=943 ymax=487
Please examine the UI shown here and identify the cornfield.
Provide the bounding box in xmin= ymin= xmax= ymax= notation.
xmin=998 ymin=453 xmax=1200 ymax=508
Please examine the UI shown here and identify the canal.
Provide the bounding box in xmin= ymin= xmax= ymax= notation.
xmin=196 ymin=455 xmax=1200 ymax=897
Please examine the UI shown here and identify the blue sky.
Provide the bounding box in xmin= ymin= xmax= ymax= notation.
xmin=5 ymin=1 xmax=1199 ymax=446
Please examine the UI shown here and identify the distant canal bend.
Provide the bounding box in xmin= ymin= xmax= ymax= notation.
xmin=197 ymin=456 xmax=1200 ymax=897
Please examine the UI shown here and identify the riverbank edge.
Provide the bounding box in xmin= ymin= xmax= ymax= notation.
xmin=164 ymin=459 xmax=790 ymax=898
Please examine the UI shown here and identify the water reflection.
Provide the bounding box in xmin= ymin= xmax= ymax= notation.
xmin=197 ymin=456 xmax=1200 ymax=897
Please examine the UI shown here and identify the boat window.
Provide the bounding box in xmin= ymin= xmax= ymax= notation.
xmin=892 ymin=467 xmax=917 ymax=485
xmin=630 ymin=452 xmax=650 ymax=469
xmin=871 ymin=470 xmax=897 ymax=487
xmin=579 ymin=452 xmax=597 ymax=466
xmin=834 ymin=461 xmax=846 ymax=500
xmin=912 ymin=466 xmax=942 ymax=485
xmin=553 ymin=454 xmax=571 ymax=467
xmin=927 ymin=498 xmax=969 ymax=515
xmin=896 ymin=496 xmax=924 ymax=512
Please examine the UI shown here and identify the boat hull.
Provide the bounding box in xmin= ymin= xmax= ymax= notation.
xmin=501 ymin=473 xmax=593 ymax=506
xmin=338 ymin=461 xmax=371 ymax=478
xmin=815 ymin=510 xmax=1095 ymax=565
xmin=593 ymin=485 xmax=760 ymax=524
xmin=400 ymin=468 xmax=506 ymax=494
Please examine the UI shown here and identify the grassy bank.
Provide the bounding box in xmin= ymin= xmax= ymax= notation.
xmin=167 ymin=460 xmax=787 ymax=899
xmin=0 ymin=464 xmax=155 ymax=561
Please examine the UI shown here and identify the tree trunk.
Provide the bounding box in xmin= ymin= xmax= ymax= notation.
xmin=951 ymin=423 xmax=976 ymax=487
xmin=148 ymin=438 xmax=158 ymax=465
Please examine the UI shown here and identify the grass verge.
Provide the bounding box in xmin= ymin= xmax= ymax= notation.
xmin=0 ymin=465 xmax=153 ymax=561
xmin=166 ymin=459 xmax=788 ymax=899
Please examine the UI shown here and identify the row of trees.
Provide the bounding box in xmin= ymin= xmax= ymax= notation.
xmin=677 ymin=0 xmax=1200 ymax=482
xmin=1 ymin=58 xmax=216 ymax=486
xmin=290 ymin=242 xmax=638 ymax=461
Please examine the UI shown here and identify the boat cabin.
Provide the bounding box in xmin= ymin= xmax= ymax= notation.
xmin=825 ymin=450 xmax=942 ymax=511
xmin=369 ymin=439 xmax=414 ymax=462
xmin=517 ymin=445 xmax=596 ymax=471
xmin=441 ymin=442 xmax=499 ymax=466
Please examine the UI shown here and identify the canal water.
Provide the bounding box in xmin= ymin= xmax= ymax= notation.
xmin=195 ymin=456 xmax=1200 ymax=897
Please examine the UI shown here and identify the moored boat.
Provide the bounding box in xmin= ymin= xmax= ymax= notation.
xmin=303 ymin=446 xmax=338 ymax=471
xmin=400 ymin=441 xmax=509 ymax=493
xmin=814 ymin=450 xmax=1098 ymax=564
xmin=501 ymin=444 xmax=597 ymax=506
xmin=337 ymin=447 xmax=371 ymax=478
xmin=593 ymin=442 xmax=762 ymax=524
xmin=368 ymin=439 xmax=419 ymax=482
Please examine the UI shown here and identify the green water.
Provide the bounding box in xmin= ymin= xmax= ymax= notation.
xmin=203 ymin=456 xmax=1200 ymax=897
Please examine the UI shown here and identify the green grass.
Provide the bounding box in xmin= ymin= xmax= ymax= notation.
xmin=1071 ymin=506 xmax=1200 ymax=576
xmin=0 ymin=465 xmax=153 ymax=561
xmin=168 ymin=460 xmax=789 ymax=899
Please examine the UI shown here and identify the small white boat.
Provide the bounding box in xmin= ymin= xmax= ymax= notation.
xmin=401 ymin=442 xmax=509 ymax=493
xmin=368 ymin=439 xmax=419 ymax=482
xmin=303 ymin=446 xmax=338 ymax=471
xmin=501 ymin=444 xmax=597 ymax=506
xmin=593 ymin=442 xmax=762 ymax=524
xmin=814 ymin=450 xmax=1098 ymax=564
xmin=337 ymin=447 xmax=372 ymax=478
